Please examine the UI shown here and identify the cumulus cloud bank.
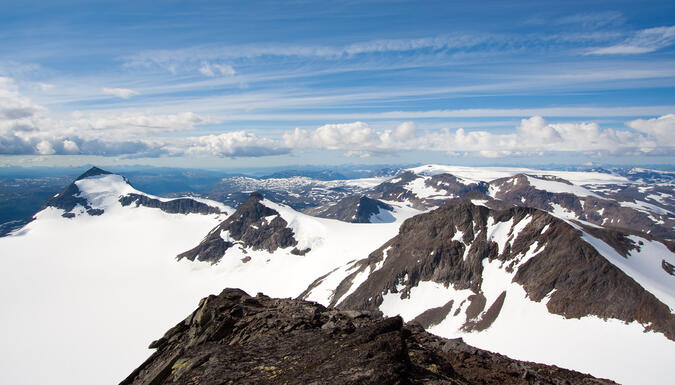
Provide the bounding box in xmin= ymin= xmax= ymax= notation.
xmin=282 ymin=121 xmax=418 ymax=154
xmin=627 ymin=114 xmax=675 ymax=144
xmin=279 ymin=116 xmax=670 ymax=157
xmin=187 ymin=131 xmax=289 ymax=157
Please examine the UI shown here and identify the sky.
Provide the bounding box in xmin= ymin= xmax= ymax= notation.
xmin=0 ymin=0 xmax=674 ymax=169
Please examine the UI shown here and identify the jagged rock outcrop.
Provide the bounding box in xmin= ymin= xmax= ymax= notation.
xmin=119 ymin=194 xmax=223 ymax=215
xmin=177 ymin=193 xmax=306 ymax=263
xmin=304 ymin=202 xmax=674 ymax=340
xmin=121 ymin=288 xmax=615 ymax=385
xmin=304 ymin=195 xmax=394 ymax=223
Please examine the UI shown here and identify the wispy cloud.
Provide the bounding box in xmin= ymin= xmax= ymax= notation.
xmin=587 ymin=26 xmax=675 ymax=55
xmin=198 ymin=62 xmax=236 ymax=77
xmin=555 ymin=11 xmax=624 ymax=28
xmin=102 ymin=87 xmax=139 ymax=99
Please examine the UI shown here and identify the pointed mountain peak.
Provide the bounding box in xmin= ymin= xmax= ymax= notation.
xmin=247 ymin=191 xmax=264 ymax=201
xmin=75 ymin=166 xmax=113 ymax=181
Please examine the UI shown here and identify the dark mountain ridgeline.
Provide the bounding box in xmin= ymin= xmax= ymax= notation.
xmin=121 ymin=288 xmax=616 ymax=385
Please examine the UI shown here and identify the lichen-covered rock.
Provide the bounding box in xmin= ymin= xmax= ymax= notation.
xmin=121 ymin=288 xmax=616 ymax=385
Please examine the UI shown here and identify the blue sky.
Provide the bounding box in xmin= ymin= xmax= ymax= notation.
xmin=0 ymin=0 xmax=674 ymax=168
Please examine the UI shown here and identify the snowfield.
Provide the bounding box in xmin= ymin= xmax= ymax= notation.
xmin=0 ymin=173 xmax=415 ymax=385
xmin=406 ymin=164 xmax=631 ymax=185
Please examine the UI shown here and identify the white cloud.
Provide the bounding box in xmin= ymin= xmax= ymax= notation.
xmin=283 ymin=122 xmax=379 ymax=150
xmin=62 ymin=139 xmax=80 ymax=154
xmin=69 ymin=111 xmax=217 ymax=138
xmin=517 ymin=116 xmax=562 ymax=142
xmin=187 ymin=131 xmax=289 ymax=157
xmin=393 ymin=121 xmax=417 ymax=140
xmin=555 ymin=11 xmax=624 ymax=28
xmin=35 ymin=140 xmax=55 ymax=155
xmin=0 ymin=77 xmax=216 ymax=156
xmin=587 ymin=26 xmax=675 ymax=55
xmin=199 ymin=62 xmax=236 ymax=77
xmin=627 ymin=114 xmax=675 ymax=144
xmin=102 ymin=87 xmax=139 ymax=99
xmin=0 ymin=77 xmax=44 ymax=120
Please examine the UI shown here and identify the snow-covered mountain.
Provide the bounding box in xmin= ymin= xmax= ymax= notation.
xmin=0 ymin=167 xmax=415 ymax=385
xmin=0 ymin=168 xmax=236 ymax=385
xmin=1 ymin=165 xmax=673 ymax=385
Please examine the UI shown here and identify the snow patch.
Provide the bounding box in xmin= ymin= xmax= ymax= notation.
xmin=380 ymin=281 xmax=473 ymax=321
xmin=580 ymin=232 xmax=675 ymax=312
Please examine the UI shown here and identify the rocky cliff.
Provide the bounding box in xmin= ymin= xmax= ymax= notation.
xmin=121 ymin=288 xmax=615 ymax=385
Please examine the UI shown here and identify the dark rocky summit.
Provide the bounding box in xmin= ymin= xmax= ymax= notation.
xmin=119 ymin=194 xmax=223 ymax=215
xmin=305 ymin=195 xmax=395 ymax=223
xmin=121 ymin=288 xmax=615 ymax=385
xmin=178 ymin=193 xmax=306 ymax=263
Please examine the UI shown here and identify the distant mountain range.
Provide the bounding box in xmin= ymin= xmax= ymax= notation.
xmin=0 ymin=165 xmax=673 ymax=385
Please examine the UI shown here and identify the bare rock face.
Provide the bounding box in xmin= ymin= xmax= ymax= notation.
xmin=305 ymin=195 xmax=394 ymax=223
xmin=177 ymin=193 xmax=305 ymax=263
xmin=120 ymin=288 xmax=615 ymax=385
xmin=119 ymin=194 xmax=223 ymax=215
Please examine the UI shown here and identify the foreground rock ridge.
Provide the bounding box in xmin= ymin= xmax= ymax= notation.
xmin=121 ymin=288 xmax=615 ymax=385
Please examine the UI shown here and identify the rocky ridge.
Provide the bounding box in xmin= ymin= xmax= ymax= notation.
xmin=119 ymin=194 xmax=223 ymax=215
xmin=301 ymin=202 xmax=675 ymax=340
xmin=121 ymin=288 xmax=615 ymax=385
xmin=177 ymin=192 xmax=307 ymax=263
xmin=305 ymin=195 xmax=395 ymax=223
xmin=488 ymin=174 xmax=675 ymax=240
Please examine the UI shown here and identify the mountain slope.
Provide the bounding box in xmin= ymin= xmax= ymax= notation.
xmin=0 ymin=168 xmax=234 ymax=385
xmin=300 ymin=202 xmax=675 ymax=384
xmin=122 ymin=288 xmax=615 ymax=385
